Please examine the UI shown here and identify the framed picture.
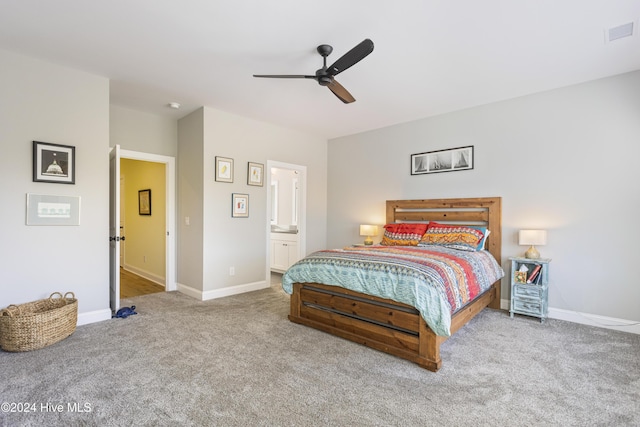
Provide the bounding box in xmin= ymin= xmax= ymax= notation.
xmin=215 ymin=156 xmax=234 ymax=183
xmin=247 ymin=162 xmax=264 ymax=186
xmin=232 ymin=193 xmax=249 ymax=218
xmin=515 ymin=271 xmax=527 ymax=284
xmin=33 ymin=141 xmax=75 ymax=184
xmin=411 ymin=145 xmax=474 ymax=175
xmin=26 ymin=194 xmax=81 ymax=225
xmin=138 ymin=189 xmax=151 ymax=215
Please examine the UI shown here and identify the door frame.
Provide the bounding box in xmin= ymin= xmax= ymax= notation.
xmin=265 ymin=160 xmax=307 ymax=283
xmin=120 ymin=149 xmax=177 ymax=291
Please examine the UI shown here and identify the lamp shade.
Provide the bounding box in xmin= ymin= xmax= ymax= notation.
xmin=518 ymin=230 xmax=547 ymax=246
xmin=359 ymin=225 xmax=378 ymax=237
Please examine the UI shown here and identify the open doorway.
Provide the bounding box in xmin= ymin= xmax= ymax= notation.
xmin=109 ymin=147 xmax=176 ymax=313
xmin=120 ymin=158 xmax=166 ymax=297
xmin=266 ymin=161 xmax=306 ymax=285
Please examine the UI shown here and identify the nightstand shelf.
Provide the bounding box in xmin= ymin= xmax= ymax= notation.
xmin=509 ymin=257 xmax=551 ymax=323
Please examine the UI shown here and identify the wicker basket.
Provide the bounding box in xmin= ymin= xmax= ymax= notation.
xmin=0 ymin=292 xmax=77 ymax=352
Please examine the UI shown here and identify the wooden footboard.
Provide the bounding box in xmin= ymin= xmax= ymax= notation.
xmin=289 ymin=281 xmax=498 ymax=372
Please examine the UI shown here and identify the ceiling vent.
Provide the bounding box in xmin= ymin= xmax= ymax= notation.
xmin=606 ymin=21 xmax=635 ymax=43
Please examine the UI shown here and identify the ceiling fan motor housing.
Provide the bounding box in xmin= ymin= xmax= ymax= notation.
xmin=316 ymin=72 xmax=332 ymax=86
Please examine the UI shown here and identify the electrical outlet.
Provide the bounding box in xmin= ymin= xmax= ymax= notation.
xmin=143 ymin=256 xmax=146 ymax=263
xmin=229 ymin=266 xmax=235 ymax=276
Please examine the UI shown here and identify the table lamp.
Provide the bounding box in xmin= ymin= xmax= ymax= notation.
xmin=519 ymin=229 xmax=547 ymax=259
xmin=359 ymin=224 xmax=378 ymax=245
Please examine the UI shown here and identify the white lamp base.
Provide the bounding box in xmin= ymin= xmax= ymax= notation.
xmin=525 ymin=245 xmax=540 ymax=259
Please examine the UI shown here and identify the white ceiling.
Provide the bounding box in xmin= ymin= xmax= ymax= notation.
xmin=1 ymin=1 xmax=639 ymax=139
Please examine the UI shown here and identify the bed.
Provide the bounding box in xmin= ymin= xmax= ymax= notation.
xmin=282 ymin=197 xmax=503 ymax=372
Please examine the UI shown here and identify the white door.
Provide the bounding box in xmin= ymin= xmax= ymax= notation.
xmin=109 ymin=145 xmax=121 ymax=313
xmin=119 ymin=176 xmax=125 ymax=266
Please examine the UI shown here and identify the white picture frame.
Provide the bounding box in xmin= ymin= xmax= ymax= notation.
xmin=215 ymin=156 xmax=234 ymax=183
xmin=247 ymin=162 xmax=264 ymax=186
xmin=26 ymin=193 xmax=81 ymax=226
xmin=232 ymin=193 xmax=249 ymax=218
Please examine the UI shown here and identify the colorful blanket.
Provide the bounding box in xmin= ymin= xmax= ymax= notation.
xmin=282 ymin=245 xmax=504 ymax=336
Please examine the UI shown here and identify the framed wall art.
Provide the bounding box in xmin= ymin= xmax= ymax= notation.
xmin=232 ymin=193 xmax=249 ymax=218
xmin=411 ymin=145 xmax=474 ymax=175
xmin=215 ymin=156 xmax=234 ymax=183
xmin=33 ymin=141 xmax=76 ymax=184
xmin=247 ymin=162 xmax=264 ymax=186
xmin=138 ymin=189 xmax=151 ymax=215
xmin=26 ymin=193 xmax=81 ymax=225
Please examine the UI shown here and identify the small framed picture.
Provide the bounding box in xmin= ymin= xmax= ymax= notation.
xmin=247 ymin=162 xmax=264 ymax=186
xmin=138 ymin=189 xmax=151 ymax=215
xmin=515 ymin=271 xmax=527 ymax=284
xmin=215 ymin=156 xmax=234 ymax=183
xmin=232 ymin=193 xmax=249 ymax=218
xmin=33 ymin=141 xmax=76 ymax=184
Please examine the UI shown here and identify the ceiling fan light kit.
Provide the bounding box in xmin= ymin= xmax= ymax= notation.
xmin=253 ymin=39 xmax=374 ymax=104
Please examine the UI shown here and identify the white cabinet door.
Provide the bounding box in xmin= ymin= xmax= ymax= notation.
xmin=287 ymin=242 xmax=299 ymax=267
xmin=271 ymin=240 xmax=290 ymax=271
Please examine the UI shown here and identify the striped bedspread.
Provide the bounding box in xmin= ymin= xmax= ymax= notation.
xmin=282 ymin=245 xmax=504 ymax=336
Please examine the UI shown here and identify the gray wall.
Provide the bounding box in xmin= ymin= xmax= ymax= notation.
xmin=328 ymin=71 xmax=640 ymax=325
xmin=0 ymin=49 xmax=110 ymax=321
xmin=177 ymin=107 xmax=327 ymax=295
xmin=110 ymin=105 xmax=178 ymax=157
xmin=177 ymin=108 xmax=205 ymax=290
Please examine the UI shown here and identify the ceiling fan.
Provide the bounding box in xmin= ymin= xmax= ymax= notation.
xmin=253 ymin=39 xmax=374 ymax=104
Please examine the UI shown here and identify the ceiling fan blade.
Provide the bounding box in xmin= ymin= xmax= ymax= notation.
xmin=253 ymin=74 xmax=316 ymax=79
xmin=327 ymin=79 xmax=355 ymax=104
xmin=327 ymin=39 xmax=374 ymax=77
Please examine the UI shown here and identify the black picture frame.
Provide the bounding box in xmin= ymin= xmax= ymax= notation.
xmin=33 ymin=141 xmax=76 ymax=184
xmin=138 ymin=189 xmax=151 ymax=215
xmin=411 ymin=145 xmax=474 ymax=175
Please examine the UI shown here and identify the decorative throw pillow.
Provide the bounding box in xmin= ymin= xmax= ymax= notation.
xmin=418 ymin=222 xmax=485 ymax=251
xmin=470 ymin=227 xmax=490 ymax=250
xmin=380 ymin=223 xmax=429 ymax=246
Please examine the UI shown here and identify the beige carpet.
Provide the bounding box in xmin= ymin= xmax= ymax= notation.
xmin=1 ymin=281 xmax=638 ymax=426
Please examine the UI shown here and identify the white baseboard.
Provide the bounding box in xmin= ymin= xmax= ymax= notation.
xmin=500 ymin=298 xmax=639 ymax=335
xmin=123 ymin=265 xmax=165 ymax=287
xmin=177 ymin=280 xmax=269 ymax=301
xmin=548 ymin=307 xmax=639 ymax=335
xmin=77 ymin=308 xmax=112 ymax=326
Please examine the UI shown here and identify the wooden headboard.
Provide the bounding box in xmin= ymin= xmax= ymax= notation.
xmin=385 ymin=196 xmax=502 ymax=268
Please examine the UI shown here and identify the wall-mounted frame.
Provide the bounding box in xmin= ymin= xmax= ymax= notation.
xmin=215 ymin=156 xmax=234 ymax=183
xmin=232 ymin=193 xmax=249 ymax=218
xmin=411 ymin=145 xmax=474 ymax=175
xmin=247 ymin=162 xmax=264 ymax=186
xmin=26 ymin=193 xmax=81 ymax=226
xmin=138 ymin=189 xmax=151 ymax=215
xmin=33 ymin=141 xmax=75 ymax=184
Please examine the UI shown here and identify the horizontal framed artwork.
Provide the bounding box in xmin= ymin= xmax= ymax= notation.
xmin=247 ymin=162 xmax=264 ymax=186
xmin=232 ymin=193 xmax=249 ymax=218
xmin=26 ymin=193 xmax=81 ymax=226
xmin=216 ymin=156 xmax=234 ymax=183
xmin=33 ymin=141 xmax=76 ymax=184
xmin=411 ymin=145 xmax=474 ymax=175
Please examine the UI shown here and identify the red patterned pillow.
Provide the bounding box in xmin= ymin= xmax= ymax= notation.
xmin=418 ymin=222 xmax=485 ymax=251
xmin=380 ymin=223 xmax=429 ymax=246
